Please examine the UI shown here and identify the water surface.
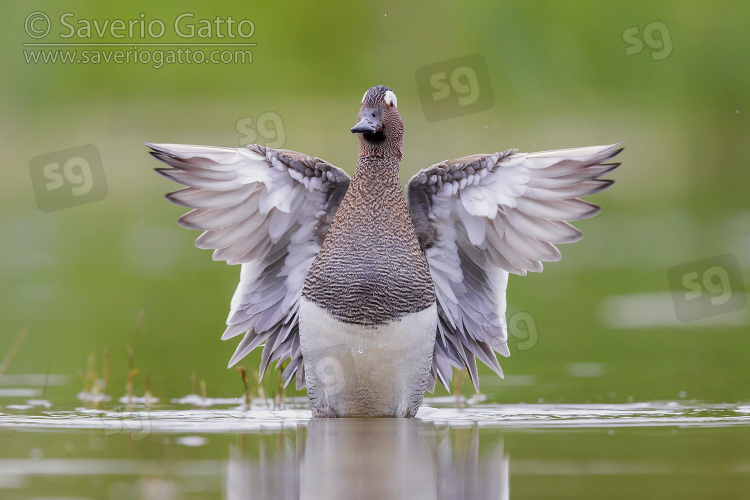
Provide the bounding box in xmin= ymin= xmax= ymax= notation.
xmin=1 ymin=397 xmax=748 ymax=499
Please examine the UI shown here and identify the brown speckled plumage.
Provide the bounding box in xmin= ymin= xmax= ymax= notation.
xmin=303 ymin=86 xmax=435 ymax=325
xmin=303 ymin=157 xmax=435 ymax=325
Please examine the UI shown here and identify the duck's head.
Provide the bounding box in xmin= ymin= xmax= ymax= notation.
xmin=351 ymin=85 xmax=404 ymax=159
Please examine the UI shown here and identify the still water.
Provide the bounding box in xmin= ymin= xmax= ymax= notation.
xmin=1 ymin=395 xmax=749 ymax=499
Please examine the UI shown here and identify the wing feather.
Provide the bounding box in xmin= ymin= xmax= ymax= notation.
xmin=149 ymin=143 xmax=350 ymax=387
xmin=408 ymin=143 xmax=622 ymax=391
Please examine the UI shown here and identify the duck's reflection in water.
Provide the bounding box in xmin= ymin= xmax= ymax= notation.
xmin=226 ymin=418 xmax=508 ymax=500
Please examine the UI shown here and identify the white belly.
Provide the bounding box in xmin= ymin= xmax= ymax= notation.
xmin=299 ymin=297 xmax=438 ymax=417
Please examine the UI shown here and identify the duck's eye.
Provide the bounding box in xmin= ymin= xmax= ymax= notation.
xmin=384 ymin=90 xmax=397 ymax=109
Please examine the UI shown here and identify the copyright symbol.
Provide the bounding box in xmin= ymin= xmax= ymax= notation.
xmin=25 ymin=11 xmax=51 ymax=39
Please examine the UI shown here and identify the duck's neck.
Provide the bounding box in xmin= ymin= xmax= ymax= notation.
xmin=357 ymin=134 xmax=404 ymax=162
xmin=338 ymin=155 xmax=406 ymax=223
xmin=352 ymin=156 xmax=401 ymax=188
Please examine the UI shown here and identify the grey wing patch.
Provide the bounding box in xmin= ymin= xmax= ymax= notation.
xmin=406 ymin=180 xmax=436 ymax=250
xmin=255 ymin=146 xmax=351 ymax=246
xmin=408 ymin=153 xmax=515 ymax=392
xmin=407 ymin=151 xmax=515 ymax=251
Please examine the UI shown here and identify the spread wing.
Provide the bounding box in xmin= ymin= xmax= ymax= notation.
xmin=149 ymin=143 xmax=350 ymax=389
xmin=407 ymin=143 xmax=622 ymax=392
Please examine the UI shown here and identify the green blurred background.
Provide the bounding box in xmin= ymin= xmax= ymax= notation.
xmin=1 ymin=0 xmax=748 ymax=404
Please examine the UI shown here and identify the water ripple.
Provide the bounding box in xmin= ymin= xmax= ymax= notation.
xmin=0 ymin=402 xmax=748 ymax=433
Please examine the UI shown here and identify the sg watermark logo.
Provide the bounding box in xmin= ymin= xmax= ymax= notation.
xmin=668 ymin=254 xmax=746 ymax=322
xmin=28 ymin=144 xmax=107 ymax=212
xmin=236 ymin=111 xmax=286 ymax=148
xmin=623 ymin=21 xmax=673 ymax=61
xmin=506 ymin=311 xmax=539 ymax=351
xmin=415 ymin=54 xmax=494 ymax=122
xmin=309 ymin=344 xmax=358 ymax=398
xmin=101 ymin=403 xmax=152 ymax=441
xmin=488 ymin=311 xmax=540 ymax=352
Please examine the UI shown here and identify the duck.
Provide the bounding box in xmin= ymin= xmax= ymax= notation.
xmin=148 ymin=85 xmax=622 ymax=418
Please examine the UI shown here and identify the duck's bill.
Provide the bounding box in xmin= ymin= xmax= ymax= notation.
xmin=351 ymin=112 xmax=383 ymax=133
